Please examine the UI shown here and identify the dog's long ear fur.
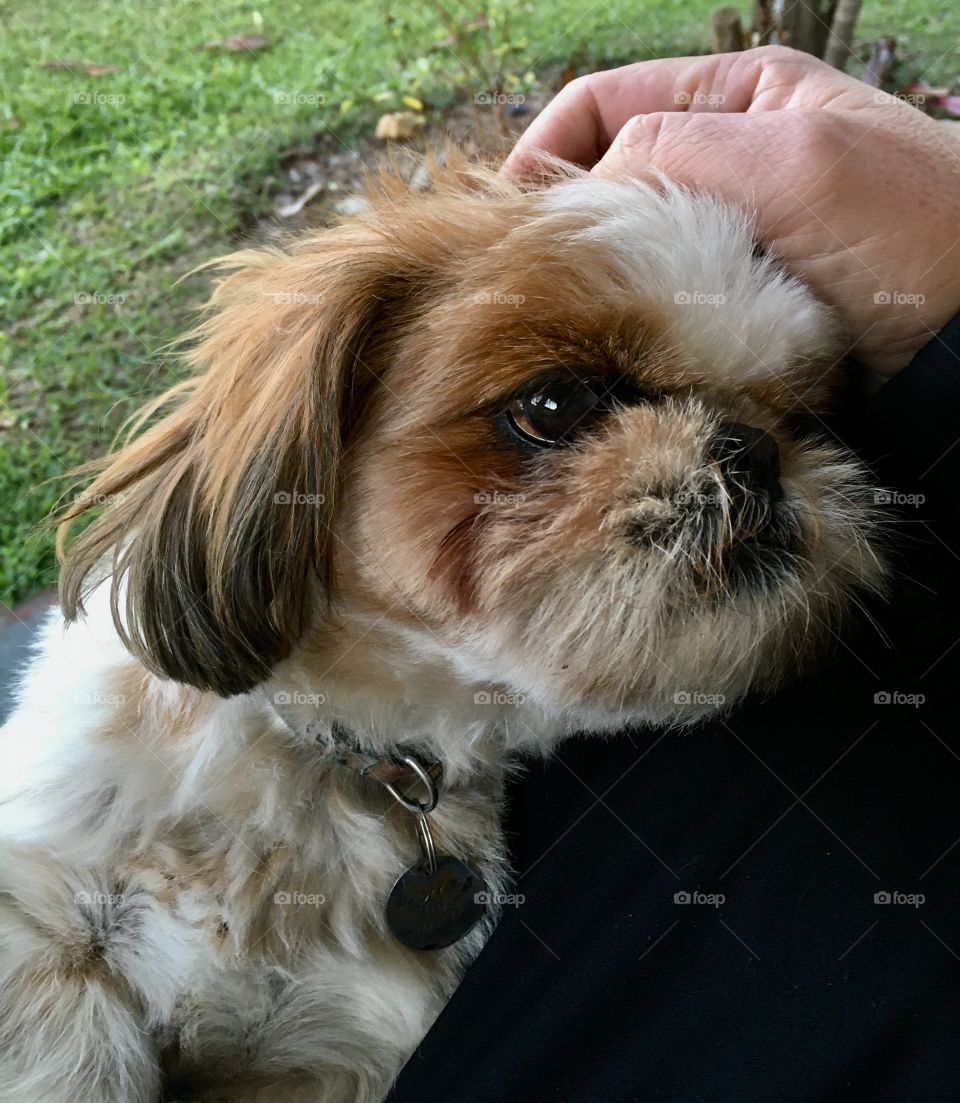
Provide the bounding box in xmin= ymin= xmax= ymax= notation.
xmin=57 ymin=229 xmax=422 ymax=696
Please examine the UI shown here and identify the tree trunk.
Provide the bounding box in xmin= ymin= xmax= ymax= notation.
xmin=750 ymin=0 xmax=774 ymax=45
xmin=712 ymin=6 xmax=745 ymax=52
xmin=823 ymin=0 xmax=863 ymax=69
xmin=777 ymin=0 xmax=837 ymax=56
xmin=862 ymin=37 xmax=897 ymax=89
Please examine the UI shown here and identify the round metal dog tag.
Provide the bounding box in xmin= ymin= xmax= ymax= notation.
xmin=386 ymin=855 xmax=487 ymax=951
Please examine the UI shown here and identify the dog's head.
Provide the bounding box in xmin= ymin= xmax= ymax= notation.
xmin=59 ymin=159 xmax=884 ymax=728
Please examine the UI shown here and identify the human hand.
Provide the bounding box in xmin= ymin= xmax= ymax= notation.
xmin=503 ymin=46 xmax=960 ymax=378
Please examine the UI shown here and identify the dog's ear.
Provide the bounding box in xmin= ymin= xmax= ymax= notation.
xmin=58 ymin=233 xmax=416 ymax=696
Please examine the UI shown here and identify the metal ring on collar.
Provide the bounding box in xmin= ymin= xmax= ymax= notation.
xmin=379 ymin=754 xmax=440 ymax=814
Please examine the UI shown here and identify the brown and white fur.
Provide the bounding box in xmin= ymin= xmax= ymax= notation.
xmin=0 ymin=159 xmax=885 ymax=1102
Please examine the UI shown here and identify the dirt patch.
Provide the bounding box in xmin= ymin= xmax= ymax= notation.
xmin=255 ymin=92 xmax=552 ymax=239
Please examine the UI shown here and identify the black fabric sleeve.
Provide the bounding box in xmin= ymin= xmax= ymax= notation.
xmin=389 ymin=317 xmax=960 ymax=1103
xmin=855 ymin=313 xmax=960 ymax=525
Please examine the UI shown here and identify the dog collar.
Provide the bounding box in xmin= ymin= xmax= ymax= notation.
xmin=334 ymin=744 xmax=444 ymax=786
xmin=264 ymin=690 xmax=488 ymax=950
xmin=264 ymin=690 xmax=443 ymax=788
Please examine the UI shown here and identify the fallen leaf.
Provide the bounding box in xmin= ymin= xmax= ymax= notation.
xmin=902 ymin=81 xmax=960 ymax=117
xmin=902 ymin=81 xmax=948 ymax=100
xmin=401 ymin=95 xmax=424 ymax=111
xmin=557 ymin=63 xmax=577 ymax=90
xmin=204 ymin=34 xmax=270 ymax=51
xmin=2 ymin=118 xmax=20 ymax=130
xmin=374 ymin=111 xmax=423 ymax=140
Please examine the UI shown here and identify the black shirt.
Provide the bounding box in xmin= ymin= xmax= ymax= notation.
xmin=389 ymin=317 xmax=960 ymax=1103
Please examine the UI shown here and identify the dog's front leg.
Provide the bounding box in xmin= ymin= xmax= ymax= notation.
xmin=0 ymin=859 xmax=191 ymax=1103
xmin=0 ymin=948 xmax=161 ymax=1103
xmin=0 ymin=935 xmax=160 ymax=1103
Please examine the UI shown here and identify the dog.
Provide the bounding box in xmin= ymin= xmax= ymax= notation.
xmin=0 ymin=156 xmax=885 ymax=1102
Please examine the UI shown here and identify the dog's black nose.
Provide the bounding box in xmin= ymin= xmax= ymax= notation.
xmin=708 ymin=422 xmax=782 ymax=502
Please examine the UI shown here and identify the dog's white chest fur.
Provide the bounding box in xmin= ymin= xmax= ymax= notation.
xmin=0 ymin=593 xmax=510 ymax=1102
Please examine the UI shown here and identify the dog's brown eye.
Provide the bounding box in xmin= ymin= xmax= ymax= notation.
xmin=506 ymin=375 xmax=606 ymax=447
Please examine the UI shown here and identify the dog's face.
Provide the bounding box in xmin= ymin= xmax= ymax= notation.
xmin=60 ymin=164 xmax=884 ymax=728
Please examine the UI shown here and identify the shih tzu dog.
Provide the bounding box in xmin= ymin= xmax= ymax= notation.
xmin=0 ymin=156 xmax=884 ymax=1102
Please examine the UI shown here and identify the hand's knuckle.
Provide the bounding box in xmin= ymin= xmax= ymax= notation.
xmin=624 ymin=112 xmax=670 ymax=148
xmin=750 ymin=43 xmax=809 ymax=65
xmin=559 ymin=73 xmax=594 ymax=103
xmin=619 ymin=113 xmax=649 ymax=141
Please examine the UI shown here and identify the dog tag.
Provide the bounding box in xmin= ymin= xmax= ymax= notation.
xmin=386 ymin=854 xmax=487 ymax=951
xmin=373 ymin=754 xmax=488 ymax=950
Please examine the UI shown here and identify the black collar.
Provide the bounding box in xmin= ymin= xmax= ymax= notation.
xmin=265 ymin=691 xmax=443 ymax=789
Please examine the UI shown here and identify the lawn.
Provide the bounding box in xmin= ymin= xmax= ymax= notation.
xmin=1 ymin=0 xmax=957 ymax=610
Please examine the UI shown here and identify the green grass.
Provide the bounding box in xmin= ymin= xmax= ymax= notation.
xmin=0 ymin=0 xmax=956 ymax=609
